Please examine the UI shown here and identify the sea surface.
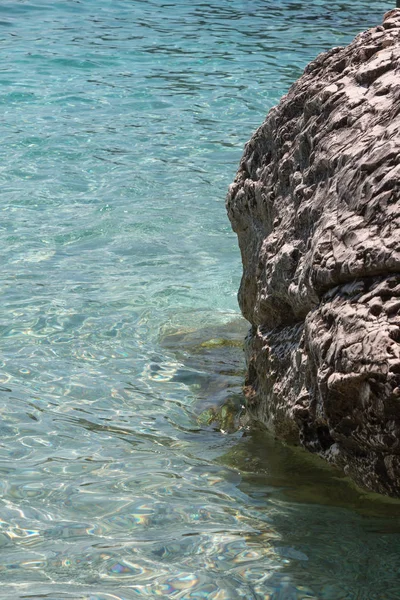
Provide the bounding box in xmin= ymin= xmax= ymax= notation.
xmin=0 ymin=1 xmax=399 ymax=598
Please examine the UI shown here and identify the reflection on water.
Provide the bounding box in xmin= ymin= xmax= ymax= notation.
xmin=0 ymin=0 xmax=398 ymax=598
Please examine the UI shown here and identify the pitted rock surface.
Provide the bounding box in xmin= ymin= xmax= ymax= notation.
xmin=226 ymin=11 xmax=400 ymax=496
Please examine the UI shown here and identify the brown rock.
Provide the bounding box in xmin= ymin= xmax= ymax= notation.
xmin=226 ymin=11 xmax=400 ymax=496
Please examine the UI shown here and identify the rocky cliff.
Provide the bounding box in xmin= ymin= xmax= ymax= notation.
xmin=226 ymin=10 xmax=400 ymax=496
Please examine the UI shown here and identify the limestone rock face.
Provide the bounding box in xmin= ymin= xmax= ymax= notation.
xmin=226 ymin=11 xmax=400 ymax=496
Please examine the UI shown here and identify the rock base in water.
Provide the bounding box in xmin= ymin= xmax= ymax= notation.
xmin=226 ymin=11 xmax=400 ymax=496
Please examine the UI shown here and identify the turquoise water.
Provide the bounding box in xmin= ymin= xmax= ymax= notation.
xmin=1 ymin=0 xmax=400 ymax=598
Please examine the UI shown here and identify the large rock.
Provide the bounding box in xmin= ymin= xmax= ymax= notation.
xmin=226 ymin=10 xmax=400 ymax=496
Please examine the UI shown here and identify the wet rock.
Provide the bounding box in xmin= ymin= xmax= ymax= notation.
xmin=226 ymin=11 xmax=400 ymax=496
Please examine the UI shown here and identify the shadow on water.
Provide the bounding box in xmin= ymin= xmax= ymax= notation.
xmin=226 ymin=431 xmax=400 ymax=599
xmin=222 ymin=428 xmax=400 ymax=518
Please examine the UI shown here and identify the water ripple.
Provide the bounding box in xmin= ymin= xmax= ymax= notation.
xmin=1 ymin=0 xmax=399 ymax=598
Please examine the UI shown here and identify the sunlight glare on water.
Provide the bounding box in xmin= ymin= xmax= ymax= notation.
xmin=0 ymin=0 xmax=399 ymax=598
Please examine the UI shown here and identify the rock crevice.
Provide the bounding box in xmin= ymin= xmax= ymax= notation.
xmin=227 ymin=10 xmax=400 ymax=496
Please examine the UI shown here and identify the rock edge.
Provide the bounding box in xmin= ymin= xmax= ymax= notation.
xmin=226 ymin=11 xmax=400 ymax=496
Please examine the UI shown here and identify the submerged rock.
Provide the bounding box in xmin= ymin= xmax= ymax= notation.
xmin=226 ymin=11 xmax=400 ymax=496
xmin=160 ymin=318 xmax=247 ymax=432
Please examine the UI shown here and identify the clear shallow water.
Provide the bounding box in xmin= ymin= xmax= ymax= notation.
xmin=0 ymin=0 xmax=399 ymax=598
